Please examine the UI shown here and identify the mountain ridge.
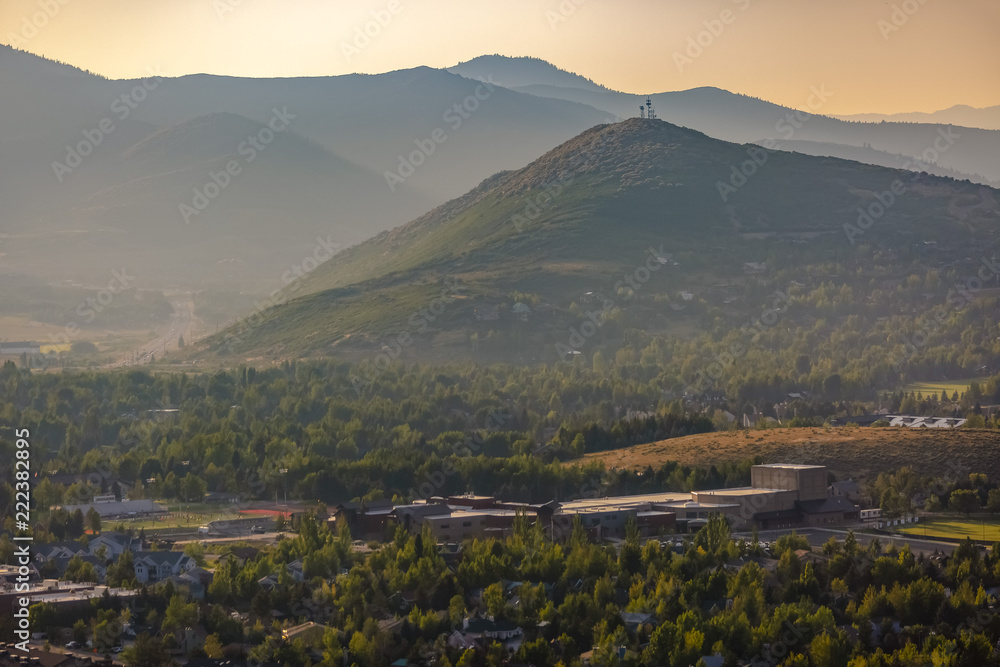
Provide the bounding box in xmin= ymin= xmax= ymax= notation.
xmin=198 ymin=117 xmax=1000 ymax=362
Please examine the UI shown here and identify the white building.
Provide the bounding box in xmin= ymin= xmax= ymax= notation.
xmin=133 ymin=551 xmax=196 ymax=584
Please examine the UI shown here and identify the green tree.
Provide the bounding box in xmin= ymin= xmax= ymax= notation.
xmin=986 ymin=488 xmax=1000 ymax=513
xmin=950 ymin=489 xmax=981 ymax=515
xmin=72 ymin=619 xmax=88 ymax=643
xmin=483 ymin=582 xmax=505 ymax=619
xmin=203 ymin=634 xmax=223 ymax=659
xmin=121 ymin=633 xmax=170 ymax=667
xmin=162 ymin=595 xmax=198 ymax=630
xmin=86 ymin=507 xmax=102 ymax=535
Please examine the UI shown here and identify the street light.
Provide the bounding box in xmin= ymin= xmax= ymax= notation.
xmin=279 ymin=469 xmax=289 ymax=506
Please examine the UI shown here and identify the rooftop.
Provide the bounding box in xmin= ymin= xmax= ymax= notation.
xmin=559 ymin=491 xmax=690 ymax=510
xmin=753 ymin=463 xmax=826 ymax=470
xmin=695 ymin=487 xmax=787 ymax=496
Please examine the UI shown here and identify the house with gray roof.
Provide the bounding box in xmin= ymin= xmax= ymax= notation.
xmin=132 ymin=551 xmax=196 ymax=584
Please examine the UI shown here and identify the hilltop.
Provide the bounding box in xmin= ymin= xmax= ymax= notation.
xmin=197 ymin=117 xmax=1000 ymax=370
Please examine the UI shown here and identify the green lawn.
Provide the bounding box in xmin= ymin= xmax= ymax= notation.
xmin=901 ymin=378 xmax=979 ymax=398
xmin=113 ymin=508 xmax=242 ymax=531
xmin=897 ymin=515 xmax=1000 ymax=542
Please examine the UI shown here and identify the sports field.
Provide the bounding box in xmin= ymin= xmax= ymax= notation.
xmin=897 ymin=515 xmax=1000 ymax=542
xmin=901 ymin=378 xmax=978 ymax=398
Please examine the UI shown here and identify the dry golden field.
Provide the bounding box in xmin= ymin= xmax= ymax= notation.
xmin=574 ymin=427 xmax=1000 ymax=482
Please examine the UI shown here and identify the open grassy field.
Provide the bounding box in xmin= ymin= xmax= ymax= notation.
xmin=898 ymin=515 xmax=1000 ymax=542
xmin=901 ymin=378 xmax=978 ymax=398
xmin=118 ymin=508 xmax=242 ymax=531
xmin=0 ymin=314 xmax=155 ymax=358
xmin=573 ymin=427 xmax=1000 ymax=482
xmin=0 ymin=314 xmax=65 ymax=341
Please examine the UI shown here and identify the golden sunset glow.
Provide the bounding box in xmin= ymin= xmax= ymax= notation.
xmin=1 ymin=0 xmax=997 ymax=114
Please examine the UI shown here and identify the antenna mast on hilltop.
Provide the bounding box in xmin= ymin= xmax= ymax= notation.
xmin=645 ymin=95 xmax=656 ymax=120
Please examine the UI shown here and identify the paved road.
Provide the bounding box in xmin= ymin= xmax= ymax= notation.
xmin=26 ymin=640 xmax=126 ymax=664
xmin=742 ymin=526 xmax=960 ymax=556
xmin=116 ymin=294 xmax=195 ymax=366
xmin=172 ymin=532 xmax=374 ymax=553
xmin=173 ymin=531 xmax=286 ymax=545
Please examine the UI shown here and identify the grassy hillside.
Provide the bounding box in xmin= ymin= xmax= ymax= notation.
xmin=572 ymin=427 xmax=1000 ymax=482
xmin=196 ymin=117 xmax=1000 ymax=371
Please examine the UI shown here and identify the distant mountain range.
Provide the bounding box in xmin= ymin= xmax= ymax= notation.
xmin=198 ymin=117 xmax=1000 ymax=362
xmin=449 ymin=56 xmax=1000 ymax=187
xmin=836 ymin=105 xmax=1000 ymax=131
xmin=0 ymin=47 xmax=609 ymax=289
xmin=2 ymin=47 xmax=997 ymax=297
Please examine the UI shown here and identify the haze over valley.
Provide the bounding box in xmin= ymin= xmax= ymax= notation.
xmin=5 ymin=5 xmax=1000 ymax=665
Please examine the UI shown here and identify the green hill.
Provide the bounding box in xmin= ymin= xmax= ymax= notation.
xmin=195 ymin=118 xmax=1000 ymax=371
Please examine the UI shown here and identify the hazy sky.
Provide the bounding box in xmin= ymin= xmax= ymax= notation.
xmin=2 ymin=0 xmax=998 ymax=114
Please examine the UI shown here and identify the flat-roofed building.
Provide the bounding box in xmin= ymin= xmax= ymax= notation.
xmin=559 ymin=491 xmax=690 ymax=512
xmin=751 ymin=464 xmax=828 ymax=502
xmin=0 ymin=341 xmax=40 ymax=355
xmin=422 ymin=509 xmax=527 ymax=542
xmin=445 ymin=494 xmax=497 ymax=510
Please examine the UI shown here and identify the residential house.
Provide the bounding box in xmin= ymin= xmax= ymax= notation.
xmin=459 ymin=616 xmax=524 ymax=652
xmin=172 ymin=626 xmax=208 ymax=655
xmin=167 ymin=567 xmax=214 ymax=600
xmin=699 ymin=653 xmax=725 ymax=667
xmin=830 ymin=479 xmax=862 ymax=502
xmin=619 ymin=611 xmax=656 ymax=635
xmin=795 ymin=549 xmax=830 ymax=567
xmin=0 ymin=646 xmax=74 ymax=667
xmin=281 ymin=622 xmax=330 ymax=646
xmin=257 ymin=560 xmax=306 ymax=590
xmin=132 ymin=551 xmax=196 ymax=584
xmin=221 ymin=546 xmax=259 ymax=567
xmin=88 ymin=532 xmax=141 ymax=559
xmin=34 ymin=542 xmax=90 ymax=562
xmin=48 ymin=555 xmax=108 ymax=582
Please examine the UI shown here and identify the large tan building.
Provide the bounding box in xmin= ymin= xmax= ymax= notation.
xmin=751 ymin=464 xmax=828 ymax=502
xmin=341 ymin=463 xmax=858 ymax=543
